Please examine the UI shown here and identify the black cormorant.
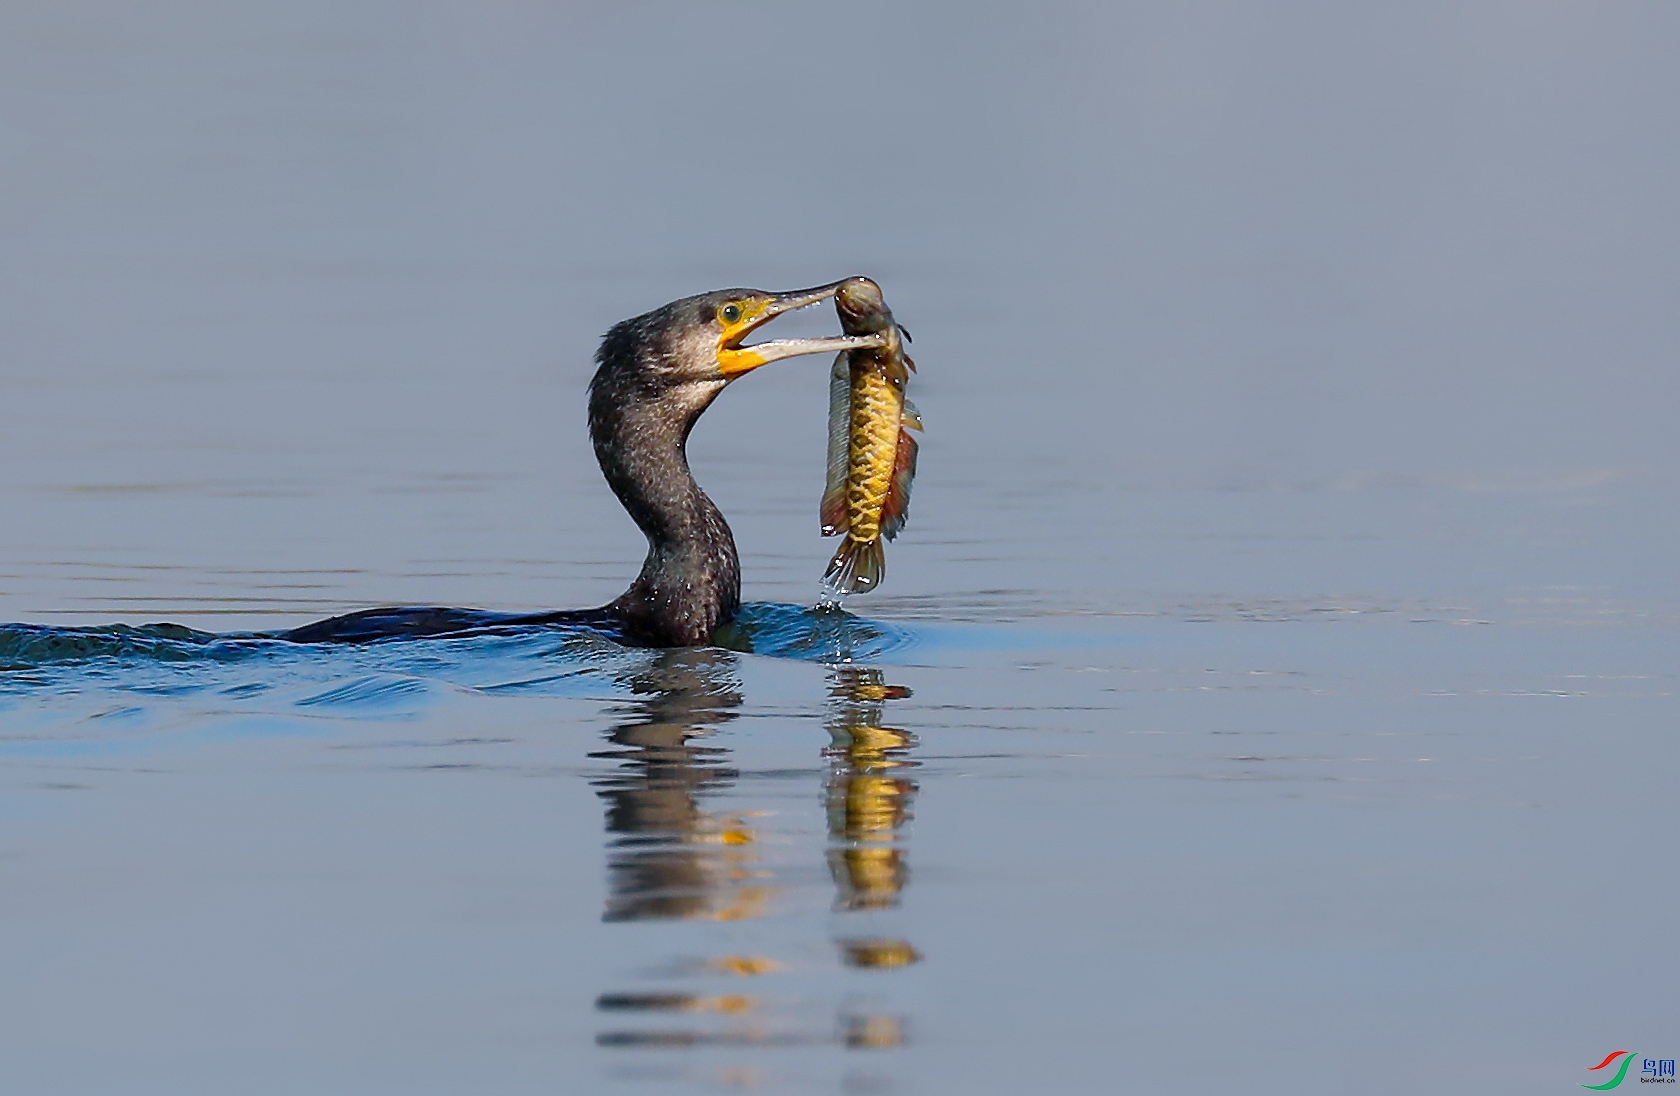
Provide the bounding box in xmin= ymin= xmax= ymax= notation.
xmin=282 ymin=281 xmax=883 ymax=648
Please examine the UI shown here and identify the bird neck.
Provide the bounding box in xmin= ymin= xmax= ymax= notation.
xmin=590 ymin=381 xmax=741 ymax=645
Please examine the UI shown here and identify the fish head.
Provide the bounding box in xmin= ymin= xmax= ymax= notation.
xmin=835 ymin=277 xmax=895 ymax=335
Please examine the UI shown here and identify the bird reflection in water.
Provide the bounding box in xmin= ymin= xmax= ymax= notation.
xmin=590 ymin=648 xmax=767 ymax=924
xmin=593 ymin=653 xmax=919 ymax=1059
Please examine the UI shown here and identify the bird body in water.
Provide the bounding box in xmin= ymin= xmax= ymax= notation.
xmin=283 ymin=281 xmax=885 ymax=648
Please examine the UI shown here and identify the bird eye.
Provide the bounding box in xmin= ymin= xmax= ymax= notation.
xmin=719 ymin=303 xmax=743 ymax=325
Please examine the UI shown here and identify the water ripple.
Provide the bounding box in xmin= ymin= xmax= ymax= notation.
xmin=294 ymin=675 xmax=434 ymax=711
xmin=0 ymin=604 xmax=922 ymax=705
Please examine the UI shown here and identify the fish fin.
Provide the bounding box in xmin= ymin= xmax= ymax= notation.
xmin=820 ymin=484 xmax=849 ymax=537
xmin=896 ymin=323 xmax=912 ymax=344
xmin=822 ymin=353 xmax=852 ymax=535
xmin=902 ymin=350 xmax=916 ymax=374
xmin=901 ymin=398 xmax=923 ymax=432
xmin=880 ymin=428 xmax=919 ymax=541
xmin=823 ymin=536 xmax=886 ymax=596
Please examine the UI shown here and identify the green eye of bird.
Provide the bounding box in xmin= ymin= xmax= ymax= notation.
xmin=720 ymin=303 xmax=742 ymax=324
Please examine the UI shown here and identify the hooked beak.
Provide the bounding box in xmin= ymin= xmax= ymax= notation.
xmin=716 ymin=280 xmax=885 ymax=379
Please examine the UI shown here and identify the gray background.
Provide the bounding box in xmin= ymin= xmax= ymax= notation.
xmin=3 ymin=0 xmax=1674 ymax=625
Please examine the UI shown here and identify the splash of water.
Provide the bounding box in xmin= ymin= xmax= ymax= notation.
xmin=816 ymin=579 xmax=849 ymax=613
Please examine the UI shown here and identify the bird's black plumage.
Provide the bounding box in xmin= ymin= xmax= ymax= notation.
xmin=583 ymin=293 xmax=744 ymax=645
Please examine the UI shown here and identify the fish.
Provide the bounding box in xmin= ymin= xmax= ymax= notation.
xmin=820 ymin=277 xmax=921 ymax=597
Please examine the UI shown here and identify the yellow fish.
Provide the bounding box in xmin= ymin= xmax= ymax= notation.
xmin=820 ymin=278 xmax=921 ymax=596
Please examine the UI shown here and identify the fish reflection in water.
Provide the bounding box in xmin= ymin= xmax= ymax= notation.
xmin=825 ymin=667 xmax=923 ymax=973
xmin=592 ymin=654 xmax=921 ymax=1062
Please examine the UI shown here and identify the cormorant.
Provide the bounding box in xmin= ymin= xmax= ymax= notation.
xmin=282 ymin=281 xmax=884 ymax=648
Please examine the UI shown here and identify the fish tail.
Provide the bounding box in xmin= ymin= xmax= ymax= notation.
xmin=823 ymin=536 xmax=886 ymax=596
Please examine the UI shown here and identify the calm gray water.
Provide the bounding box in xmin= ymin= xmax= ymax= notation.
xmin=2 ymin=4 xmax=1677 ymax=1093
